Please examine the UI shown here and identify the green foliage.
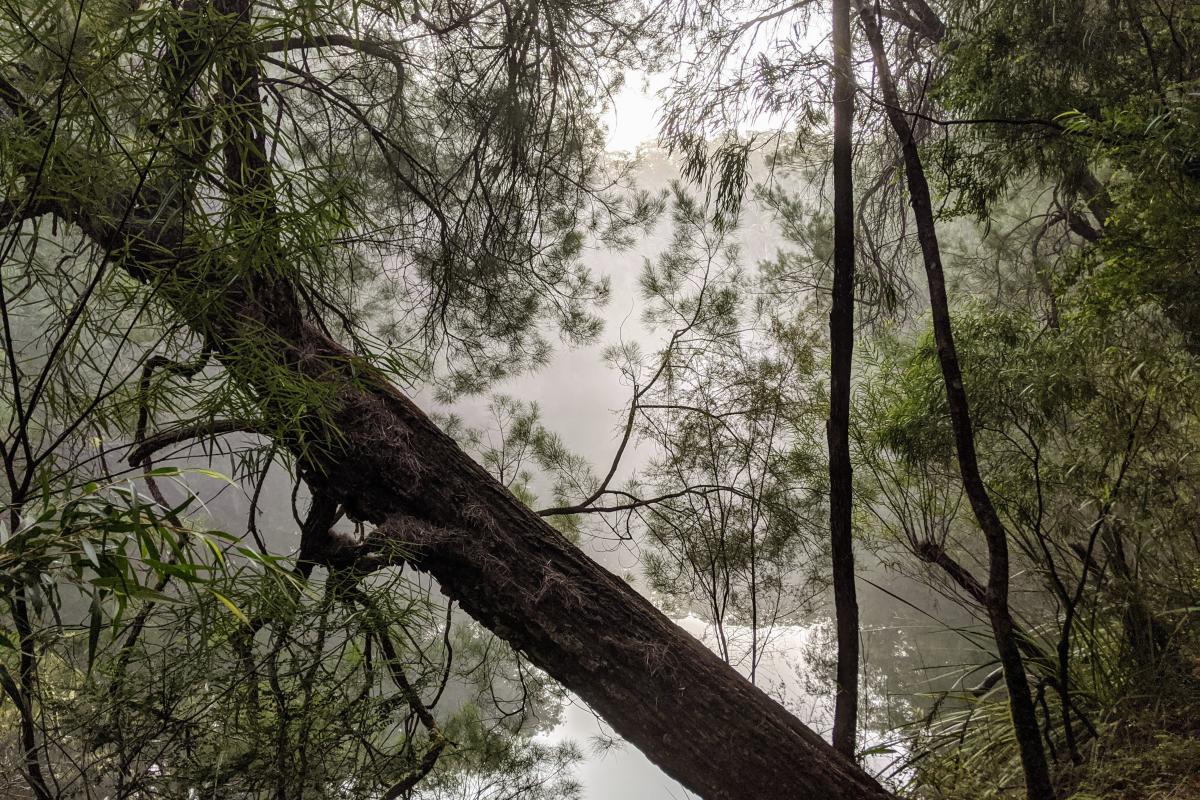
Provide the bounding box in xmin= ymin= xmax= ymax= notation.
xmin=0 ymin=0 xmax=658 ymax=790
xmin=0 ymin=476 xmax=577 ymax=799
xmin=0 ymin=472 xmax=281 ymax=638
xmin=419 ymin=704 xmax=582 ymax=800
xmin=861 ymin=293 xmax=1200 ymax=795
xmin=622 ymin=188 xmax=829 ymax=666
xmin=1064 ymin=730 xmax=1200 ymax=800
xmin=934 ymin=0 xmax=1197 ymax=212
xmin=1063 ymin=84 xmax=1200 ymax=349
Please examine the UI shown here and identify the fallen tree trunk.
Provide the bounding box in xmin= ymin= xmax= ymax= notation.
xmin=0 ymin=75 xmax=895 ymax=800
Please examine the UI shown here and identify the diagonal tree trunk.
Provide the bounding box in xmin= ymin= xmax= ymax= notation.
xmin=855 ymin=6 xmax=1055 ymax=799
xmin=0 ymin=73 xmax=896 ymax=800
xmin=828 ymin=0 xmax=862 ymax=761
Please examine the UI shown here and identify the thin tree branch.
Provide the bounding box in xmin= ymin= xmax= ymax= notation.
xmin=126 ymin=419 xmax=266 ymax=467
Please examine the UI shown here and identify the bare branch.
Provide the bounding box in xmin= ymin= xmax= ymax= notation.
xmin=126 ymin=419 xmax=266 ymax=467
xmin=258 ymin=34 xmax=408 ymax=67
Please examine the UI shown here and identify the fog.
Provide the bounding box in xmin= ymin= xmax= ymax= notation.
xmin=145 ymin=144 xmax=986 ymax=800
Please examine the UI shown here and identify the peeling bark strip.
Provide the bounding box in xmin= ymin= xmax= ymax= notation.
xmin=0 ymin=84 xmax=895 ymax=800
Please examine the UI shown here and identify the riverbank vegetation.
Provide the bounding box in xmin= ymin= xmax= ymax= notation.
xmin=1 ymin=0 xmax=1197 ymax=798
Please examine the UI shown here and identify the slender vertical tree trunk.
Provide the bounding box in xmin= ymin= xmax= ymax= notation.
xmin=828 ymin=0 xmax=861 ymax=761
xmin=855 ymin=6 xmax=1055 ymax=799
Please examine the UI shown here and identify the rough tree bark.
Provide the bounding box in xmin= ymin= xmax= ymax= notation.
xmin=855 ymin=6 xmax=1055 ymax=800
xmin=828 ymin=0 xmax=861 ymax=761
xmin=0 ymin=72 xmax=897 ymax=800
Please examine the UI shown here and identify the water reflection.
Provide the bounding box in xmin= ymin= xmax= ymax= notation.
xmin=540 ymin=607 xmax=927 ymax=798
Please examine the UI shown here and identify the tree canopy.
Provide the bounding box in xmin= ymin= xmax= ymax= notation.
xmin=2 ymin=0 xmax=1199 ymax=798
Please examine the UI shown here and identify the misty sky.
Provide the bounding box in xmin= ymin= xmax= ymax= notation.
xmin=601 ymin=71 xmax=670 ymax=153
